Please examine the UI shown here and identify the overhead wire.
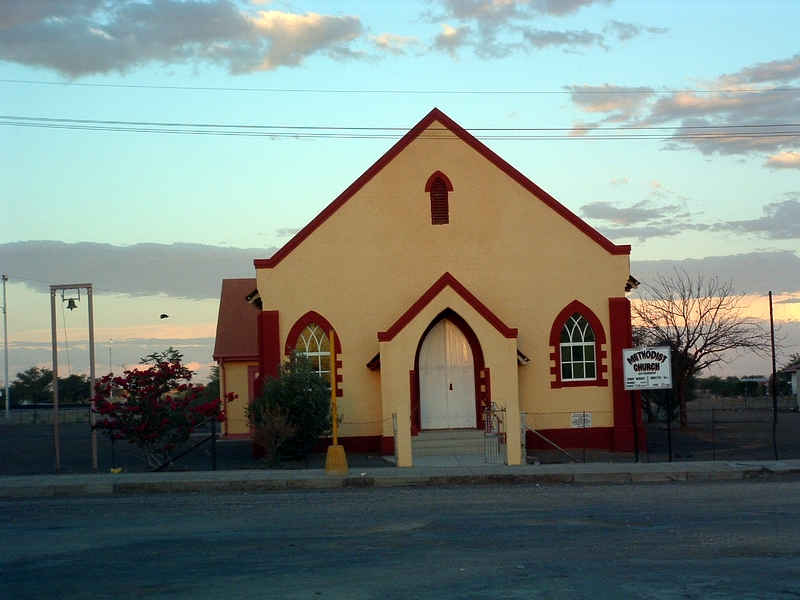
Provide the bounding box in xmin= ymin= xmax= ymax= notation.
xmin=1 ymin=79 xmax=798 ymax=95
xmin=1 ymin=115 xmax=798 ymax=141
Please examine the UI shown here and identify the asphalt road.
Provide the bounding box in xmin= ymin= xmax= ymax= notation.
xmin=2 ymin=481 xmax=800 ymax=599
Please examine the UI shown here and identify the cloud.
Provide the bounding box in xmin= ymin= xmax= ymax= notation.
xmin=718 ymin=53 xmax=800 ymax=85
xmin=603 ymin=20 xmax=668 ymax=41
xmin=581 ymin=200 xmax=679 ymax=226
xmin=568 ymin=53 xmax=800 ymax=158
xmin=433 ymin=24 xmax=471 ymax=56
xmin=0 ymin=0 xmax=102 ymax=29
xmin=0 ymin=1 xmax=364 ymax=76
xmin=370 ymin=33 xmax=420 ymax=55
xmin=570 ymin=121 xmax=600 ymax=137
xmin=631 ymin=250 xmax=800 ymax=296
xmin=566 ymin=84 xmax=655 ymax=119
xmin=520 ymin=27 xmax=605 ymax=51
xmin=712 ymin=199 xmax=800 ymax=240
xmin=0 ymin=241 xmax=275 ymax=299
xmin=776 ymin=298 xmax=800 ymax=304
xmin=426 ymin=0 xmax=658 ymax=58
xmin=274 ymin=227 xmax=301 ymax=238
xmin=580 ymin=183 xmax=704 ymax=241
xmin=433 ymin=0 xmax=610 ymax=22
xmin=765 ymin=151 xmax=800 ymax=169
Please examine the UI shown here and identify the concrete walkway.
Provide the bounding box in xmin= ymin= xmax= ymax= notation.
xmin=2 ymin=458 xmax=800 ymax=498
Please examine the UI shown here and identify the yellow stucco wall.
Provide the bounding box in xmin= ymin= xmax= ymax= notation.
xmin=255 ymin=118 xmax=629 ymax=458
xmin=220 ymin=360 xmax=257 ymax=436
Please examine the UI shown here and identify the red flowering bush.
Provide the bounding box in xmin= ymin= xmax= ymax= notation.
xmin=92 ymin=352 xmax=235 ymax=469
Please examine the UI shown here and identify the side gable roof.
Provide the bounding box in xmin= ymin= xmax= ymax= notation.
xmin=213 ymin=278 xmax=260 ymax=361
xmin=254 ymin=107 xmax=630 ymax=270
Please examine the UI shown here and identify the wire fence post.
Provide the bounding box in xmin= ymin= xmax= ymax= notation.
xmin=211 ymin=417 xmax=217 ymax=471
xmin=666 ymin=390 xmax=673 ymax=462
xmin=711 ymin=408 xmax=715 ymax=462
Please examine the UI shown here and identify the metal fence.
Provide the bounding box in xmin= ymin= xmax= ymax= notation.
xmin=645 ymin=407 xmax=800 ymax=462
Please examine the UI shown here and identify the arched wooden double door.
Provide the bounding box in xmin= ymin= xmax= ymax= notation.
xmin=413 ymin=310 xmax=485 ymax=431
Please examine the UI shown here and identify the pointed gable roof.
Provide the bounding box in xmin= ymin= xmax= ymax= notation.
xmin=213 ymin=278 xmax=260 ymax=361
xmin=377 ymin=272 xmax=517 ymax=342
xmin=254 ymin=107 xmax=630 ymax=269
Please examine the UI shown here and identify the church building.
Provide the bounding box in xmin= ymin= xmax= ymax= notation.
xmin=213 ymin=108 xmax=645 ymax=466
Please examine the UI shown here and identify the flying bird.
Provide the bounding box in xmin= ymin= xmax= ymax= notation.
xmin=160 ymin=314 xmax=169 ymax=319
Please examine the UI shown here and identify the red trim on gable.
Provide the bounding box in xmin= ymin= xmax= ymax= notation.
xmin=548 ymin=300 xmax=608 ymax=389
xmin=424 ymin=170 xmax=453 ymax=192
xmin=377 ymin=272 xmax=517 ymax=342
xmin=254 ymin=108 xmax=630 ymax=270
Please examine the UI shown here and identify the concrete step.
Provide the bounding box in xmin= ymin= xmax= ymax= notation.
xmin=413 ymin=429 xmax=487 ymax=456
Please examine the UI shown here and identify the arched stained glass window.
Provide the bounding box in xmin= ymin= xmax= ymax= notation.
xmin=559 ymin=313 xmax=596 ymax=381
xmin=296 ymin=323 xmax=331 ymax=383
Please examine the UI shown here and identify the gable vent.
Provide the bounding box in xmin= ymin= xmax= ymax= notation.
xmin=430 ymin=177 xmax=449 ymax=225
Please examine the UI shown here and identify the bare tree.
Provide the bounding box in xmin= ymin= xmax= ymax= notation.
xmin=632 ymin=269 xmax=769 ymax=428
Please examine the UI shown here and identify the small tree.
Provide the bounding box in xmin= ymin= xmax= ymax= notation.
xmin=10 ymin=367 xmax=53 ymax=405
xmin=93 ymin=350 xmax=235 ymax=469
xmin=248 ymin=352 xmax=331 ymax=462
xmin=632 ymin=269 xmax=769 ymax=428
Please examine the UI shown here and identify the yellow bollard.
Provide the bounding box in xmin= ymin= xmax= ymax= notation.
xmin=325 ymin=328 xmax=348 ymax=474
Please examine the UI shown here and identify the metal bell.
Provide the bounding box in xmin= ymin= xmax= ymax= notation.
xmin=66 ymin=298 xmax=78 ymax=311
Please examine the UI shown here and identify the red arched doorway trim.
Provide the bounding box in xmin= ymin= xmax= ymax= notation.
xmin=411 ymin=308 xmax=486 ymax=435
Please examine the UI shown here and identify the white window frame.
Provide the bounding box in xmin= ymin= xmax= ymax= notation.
xmin=296 ymin=323 xmax=331 ymax=383
xmin=559 ymin=314 xmax=597 ymax=382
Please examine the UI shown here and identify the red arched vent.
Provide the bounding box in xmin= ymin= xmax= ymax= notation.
xmin=425 ymin=171 xmax=453 ymax=225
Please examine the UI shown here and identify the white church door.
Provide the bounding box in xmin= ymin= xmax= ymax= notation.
xmin=419 ymin=319 xmax=477 ymax=429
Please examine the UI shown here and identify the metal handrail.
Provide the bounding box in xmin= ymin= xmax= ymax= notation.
xmin=526 ymin=427 xmax=580 ymax=462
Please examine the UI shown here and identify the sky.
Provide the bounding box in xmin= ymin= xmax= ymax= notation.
xmin=1 ymin=0 xmax=799 ymax=385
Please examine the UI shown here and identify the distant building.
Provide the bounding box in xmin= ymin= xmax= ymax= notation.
xmin=213 ymin=108 xmax=644 ymax=466
xmin=781 ymin=361 xmax=800 ymax=410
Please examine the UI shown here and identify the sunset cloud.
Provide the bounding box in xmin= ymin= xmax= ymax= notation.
xmin=370 ymin=33 xmax=421 ymax=55
xmin=0 ymin=1 xmax=364 ymax=76
xmin=568 ymin=53 xmax=800 ymax=159
xmin=426 ymin=0 xmax=660 ymax=58
xmin=433 ymin=24 xmax=471 ymax=56
xmin=765 ymin=151 xmax=800 ymax=169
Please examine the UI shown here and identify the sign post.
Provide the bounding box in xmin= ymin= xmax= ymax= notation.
xmin=623 ymin=346 xmax=673 ymax=462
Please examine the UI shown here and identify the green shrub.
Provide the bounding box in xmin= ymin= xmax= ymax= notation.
xmin=248 ymin=352 xmax=331 ymax=461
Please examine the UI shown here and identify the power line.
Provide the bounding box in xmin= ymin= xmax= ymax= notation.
xmin=1 ymin=118 xmax=798 ymax=141
xmin=3 ymin=114 xmax=799 ymax=131
xmin=1 ymin=78 xmax=798 ymax=95
xmin=0 ymin=115 xmax=800 ymax=141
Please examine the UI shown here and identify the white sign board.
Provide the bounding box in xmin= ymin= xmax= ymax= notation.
xmin=570 ymin=412 xmax=591 ymax=428
xmin=623 ymin=346 xmax=673 ymax=390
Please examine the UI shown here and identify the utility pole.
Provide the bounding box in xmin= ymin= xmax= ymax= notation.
xmin=769 ymin=291 xmax=778 ymax=460
xmin=2 ymin=274 xmax=9 ymax=417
